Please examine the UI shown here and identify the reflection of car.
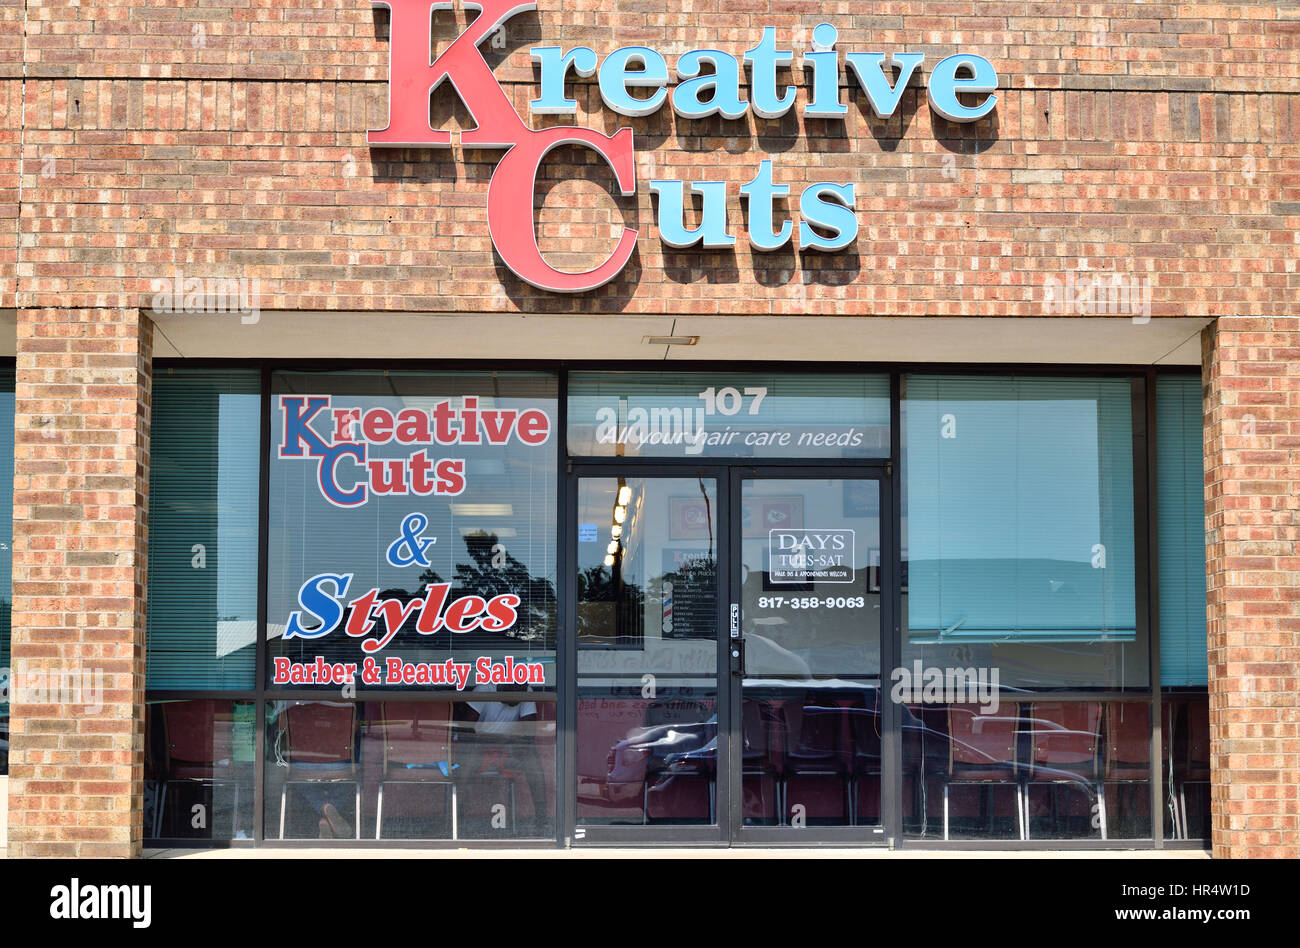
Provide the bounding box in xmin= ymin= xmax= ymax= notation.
xmin=604 ymin=717 xmax=716 ymax=805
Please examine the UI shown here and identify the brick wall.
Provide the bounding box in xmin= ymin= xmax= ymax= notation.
xmin=6 ymin=308 xmax=151 ymax=858
xmin=0 ymin=1 xmax=1297 ymax=856
xmin=3 ymin=3 xmax=1297 ymax=317
xmin=1203 ymin=318 xmax=1300 ymax=860
xmin=12 ymin=1 xmax=1299 ymax=87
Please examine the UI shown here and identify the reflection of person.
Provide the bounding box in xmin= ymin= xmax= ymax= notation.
xmin=745 ymin=620 xmax=814 ymax=678
xmin=456 ymin=684 xmax=549 ymax=835
xmin=311 ymin=797 xmax=352 ymax=839
xmin=271 ymin=703 xmax=359 ymax=839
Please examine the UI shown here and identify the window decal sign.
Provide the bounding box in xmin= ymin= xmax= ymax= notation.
xmin=274 ymin=512 xmax=546 ymax=690
xmin=271 ymin=386 xmax=556 ymax=690
xmin=567 ymin=372 xmax=891 ymax=459
xmin=368 ymin=1 xmax=998 ymax=293
xmin=768 ymin=528 xmax=855 ymax=583
xmin=277 ymin=394 xmax=551 ymax=507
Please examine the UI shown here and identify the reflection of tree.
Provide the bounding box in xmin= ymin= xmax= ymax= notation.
xmin=576 ymin=565 xmax=644 ymax=641
xmin=416 ymin=532 xmax=557 ymax=648
xmin=575 ymin=557 xmax=717 ymax=644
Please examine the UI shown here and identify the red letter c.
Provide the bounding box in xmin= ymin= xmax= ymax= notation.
xmin=486 ymin=125 xmax=637 ymax=293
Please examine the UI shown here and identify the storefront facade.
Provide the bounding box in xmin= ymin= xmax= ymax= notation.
xmin=1 ymin=2 xmax=1297 ymax=857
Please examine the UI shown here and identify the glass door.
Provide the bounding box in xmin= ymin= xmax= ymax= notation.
xmin=730 ymin=470 xmax=893 ymax=843
xmin=570 ymin=468 xmax=731 ymax=843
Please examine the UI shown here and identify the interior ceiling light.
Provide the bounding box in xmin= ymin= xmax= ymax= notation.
xmin=449 ymin=503 xmax=514 ymax=516
xmin=643 ymin=335 xmax=698 ymax=346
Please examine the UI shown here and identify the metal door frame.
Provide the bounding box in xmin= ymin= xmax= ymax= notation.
xmin=565 ymin=463 xmax=733 ymax=846
xmin=727 ymin=465 xmax=898 ymax=847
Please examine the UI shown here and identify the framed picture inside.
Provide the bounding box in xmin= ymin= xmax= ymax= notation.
xmin=741 ymin=495 xmax=804 ymax=538
xmin=668 ymin=495 xmax=715 ymax=541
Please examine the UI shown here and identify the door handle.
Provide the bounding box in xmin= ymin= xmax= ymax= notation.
xmin=729 ymin=602 xmax=743 ymax=675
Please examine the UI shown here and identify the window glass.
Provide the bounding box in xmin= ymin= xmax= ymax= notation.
xmin=147 ymin=369 xmax=261 ymax=689
xmin=265 ymin=698 xmax=555 ymax=840
xmin=1156 ymin=376 xmax=1207 ymax=687
xmin=902 ymin=375 xmax=1145 ymax=691
xmin=740 ymin=477 xmax=880 ymax=679
xmin=576 ymin=476 xmax=718 ymax=675
xmin=267 ymin=371 xmax=558 ymax=692
xmin=145 ymin=699 xmax=256 ymax=840
xmin=1153 ymin=378 xmax=1209 ymax=840
xmin=1162 ymin=693 xmax=1210 ymax=841
xmin=902 ymin=699 xmax=1152 ymax=840
xmin=266 ymin=371 xmax=557 ymax=839
xmin=574 ymin=476 xmax=721 ymax=828
xmin=742 ymin=687 xmax=879 ymax=828
xmin=576 ymin=684 xmax=716 ymax=826
xmin=0 ymin=369 xmax=11 ymax=776
xmin=567 ymin=371 xmax=890 ymax=459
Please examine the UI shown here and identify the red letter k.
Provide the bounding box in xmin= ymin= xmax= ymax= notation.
xmin=369 ymin=0 xmax=638 ymax=292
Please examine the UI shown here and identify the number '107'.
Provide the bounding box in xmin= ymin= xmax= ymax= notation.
xmin=699 ymin=386 xmax=767 ymax=416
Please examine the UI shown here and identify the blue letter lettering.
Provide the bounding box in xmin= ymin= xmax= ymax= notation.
xmin=597 ymin=46 xmax=669 ymax=117
xmin=845 ymin=52 xmax=924 ymax=118
xmin=927 ymin=54 xmax=998 ymax=123
xmin=672 ymin=50 xmax=748 ymax=120
xmin=743 ymin=27 xmax=795 ymax=119
xmin=279 ymin=396 xmax=331 ymax=458
xmin=799 ymin=182 xmax=857 ymax=252
xmin=803 ymin=23 xmax=845 ymax=119
xmin=530 ymin=46 xmax=597 ymax=115
xmin=740 ymin=160 xmax=791 ymax=251
xmin=650 ymin=180 xmax=735 ymax=249
xmin=285 ymin=573 xmax=353 ymax=640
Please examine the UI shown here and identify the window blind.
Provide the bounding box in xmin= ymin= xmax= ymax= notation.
xmin=1156 ymin=376 xmax=1208 ymax=687
xmin=905 ymin=375 xmax=1137 ymax=643
xmin=146 ymin=369 xmax=261 ymax=689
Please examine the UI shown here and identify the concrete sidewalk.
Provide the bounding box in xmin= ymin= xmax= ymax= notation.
xmin=133 ymin=846 xmax=1212 ymax=860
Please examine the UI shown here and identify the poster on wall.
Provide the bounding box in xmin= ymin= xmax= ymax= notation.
xmin=661 ymin=549 xmax=717 ymax=642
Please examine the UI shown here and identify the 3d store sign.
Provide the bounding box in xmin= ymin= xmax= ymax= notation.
xmin=369 ymin=0 xmax=999 ymax=292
